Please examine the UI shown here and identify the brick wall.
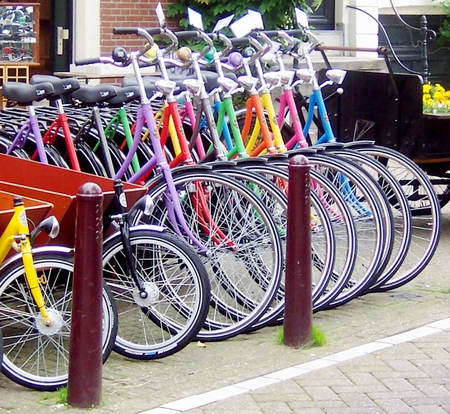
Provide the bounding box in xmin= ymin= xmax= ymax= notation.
xmin=100 ymin=0 xmax=179 ymax=55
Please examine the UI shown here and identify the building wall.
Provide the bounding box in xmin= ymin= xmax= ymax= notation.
xmin=100 ymin=0 xmax=176 ymax=55
xmin=72 ymin=0 xmax=178 ymax=74
xmin=335 ymin=0 xmax=443 ymax=55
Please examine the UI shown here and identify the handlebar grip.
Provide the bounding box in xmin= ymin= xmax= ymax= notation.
xmin=174 ymin=30 xmax=200 ymax=40
xmin=284 ymin=29 xmax=305 ymax=37
xmin=146 ymin=28 xmax=163 ymax=36
xmin=229 ymin=37 xmax=250 ymax=46
xmin=260 ymin=30 xmax=279 ymax=37
xmin=75 ymin=57 xmax=101 ymax=66
xmin=113 ymin=27 xmax=139 ymax=35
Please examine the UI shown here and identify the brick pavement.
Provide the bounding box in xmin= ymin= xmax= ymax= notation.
xmin=0 ymin=207 xmax=449 ymax=413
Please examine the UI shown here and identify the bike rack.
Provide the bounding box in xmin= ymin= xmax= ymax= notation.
xmin=0 ymin=154 xmax=147 ymax=247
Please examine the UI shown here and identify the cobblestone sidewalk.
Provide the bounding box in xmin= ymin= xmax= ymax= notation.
xmin=0 ymin=208 xmax=449 ymax=414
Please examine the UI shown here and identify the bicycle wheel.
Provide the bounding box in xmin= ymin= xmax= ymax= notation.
xmin=130 ymin=166 xmax=283 ymax=341
xmin=22 ymin=133 xmax=70 ymax=168
xmin=210 ymin=161 xmax=346 ymax=327
xmin=419 ymin=169 xmax=450 ymax=210
xmin=75 ymin=140 xmax=109 ymax=176
xmin=323 ymin=146 xmax=412 ymax=287
xmin=102 ymin=228 xmax=211 ymax=359
xmin=269 ymin=151 xmax=392 ymax=307
xmin=354 ymin=144 xmax=441 ymax=291
xmin=0 ymin=250 xmax=118 ymax=391
xmin=246 ymin=158 xmax=358 ymax=317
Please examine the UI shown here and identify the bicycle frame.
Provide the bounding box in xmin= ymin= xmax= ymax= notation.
xmin=103 ymin=106 xmax=141 ymax=173
xmin=6 ymin=105 xmax=49 ymax=163
xmin=0 ymin=197 xmax=52 ymax=325
xmin=40 ymin=98 xmax=81 ymax=170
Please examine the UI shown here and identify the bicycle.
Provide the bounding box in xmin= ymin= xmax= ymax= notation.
xmin=150 ymin=22 xmax=387 ymax=315
xmin=283 ymin=11 xmax=441 ymax=292
xmin=102 ymin=179 xmax=211 ymax=359
xmin=0 ymin=195 xmax=118 ymax=391
xmin=76 ymin=27 xmax=285 ymax=341
xmin=0 ymin=81 xmax=69 ymax=167
xmin=223 ymin=14 xmax=439 ymax=293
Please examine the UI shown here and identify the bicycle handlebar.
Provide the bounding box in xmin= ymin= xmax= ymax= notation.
xmin=174 ymin=30 xmax=202 ymax=41
xmin=75 ymin=57 xmax=102 ymax=66
xmin=113 ymin=27 xmax=140 ymax=36
xmin=113 ymin=27 xmax=154 ymax=47
xmin=262 ymin=29 xmax=305 ymax=38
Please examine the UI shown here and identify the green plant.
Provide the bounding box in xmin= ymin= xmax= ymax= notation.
xmin=309 ymin=324 xmax=327 ymax=347
xmin=275 ymin=326 xmax=284 ymax=344
xmin=56 ymin=386 xmax=68 ymax=404
xmin=276 ymin=324 xmax=327 ymax=347
xmin=432 ymin=0 xmax=450 ymax=45
xmin=167 ymin=0 xmax=322 ymax=32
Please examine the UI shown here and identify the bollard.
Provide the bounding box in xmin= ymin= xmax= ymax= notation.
xmin=284 ymin=155 xmax=312 ymax=348
xmin=67 ymin=183 xmax=104 ymax=408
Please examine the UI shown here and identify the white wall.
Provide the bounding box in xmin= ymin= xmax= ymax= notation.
xmin=335 ymin=0 xmax=444 ymax=55
xmin=336 ymin=0 xmax=380 ymax=56
xmin=377 ymin=0 xmax=445 ymax=15
xmin=70 ymin=0 xmax=101 ymax=72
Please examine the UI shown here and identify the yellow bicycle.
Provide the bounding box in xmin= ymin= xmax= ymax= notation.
xmin=0 ymin=195 xmax=117 ymax=391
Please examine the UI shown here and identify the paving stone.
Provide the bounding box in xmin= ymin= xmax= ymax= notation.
xmin=0 ymin=206 xmax=449 ymax=414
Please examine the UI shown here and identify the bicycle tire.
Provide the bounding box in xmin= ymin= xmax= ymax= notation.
xmin=354 ymin=144 xmax=441 ymax=291
xmin=322 ymin=146 xmax=413 ymax=287
xmin=241 ymin=158 xmax=358 ymax=320
xmin=129 ymin=166 xmax=283 ymax=341
xmin=102 ymin=227 xmax=211 ymax=359
xmin=210 ymin=161 xmax=341 ymax=327
xmin=0 ymin=249 xmax=118 ymax=391
xmin=268 ymin=151 xmax=392 ymax=307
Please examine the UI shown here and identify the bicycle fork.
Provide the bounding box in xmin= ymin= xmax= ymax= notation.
xmin=0 ymin=198 xmax=53 ymax=326
xmin=109 ymin=180 xmax=149 ymax=298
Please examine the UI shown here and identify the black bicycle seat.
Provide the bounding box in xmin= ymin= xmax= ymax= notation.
xmin=2 ymin=81 xmax=54 ymax=104
xmin=69 ymin=84 xmax=117 ymax=105
xmin=30 ymin=75 xmax=80 ymax=98
xmin=104 ymin=86 xmax=140 ymax=107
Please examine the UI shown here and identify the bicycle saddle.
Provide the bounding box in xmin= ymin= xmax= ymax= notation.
xmin=68 ymin=84 xmax=117 ymax=105
xmin=30 ymin=75 xmax=80 ymax=98
xmin=2 ymin=81 xmax=54 ymax=105
xmin=104 ymin=86 xmax=140 ymax=107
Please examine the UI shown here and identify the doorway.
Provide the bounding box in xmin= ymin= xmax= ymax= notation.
xmin=30 ymin=0 xmax=72 ymax=76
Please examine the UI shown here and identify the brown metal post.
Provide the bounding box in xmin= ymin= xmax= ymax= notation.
xmin=284 ymin=155 xmax=312 ymax=348
xmin=67 ymin=183 xmax=104 ymax=408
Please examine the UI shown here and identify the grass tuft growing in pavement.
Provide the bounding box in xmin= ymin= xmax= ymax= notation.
xmin=56 ymin=386 xmax=68 ymax=404
xmin=309 ymin=325 xmax=327 ymax=347
xmin=276 ymin=324 xmax=327 ymax=347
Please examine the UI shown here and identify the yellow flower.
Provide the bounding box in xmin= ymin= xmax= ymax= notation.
xmin=423 ymin=83 xmax=450 ymax=113
xmin=435 ymin=83 xmax=445 ymax=93
xmin=434 ymin=91 xmax=444 ymax=101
